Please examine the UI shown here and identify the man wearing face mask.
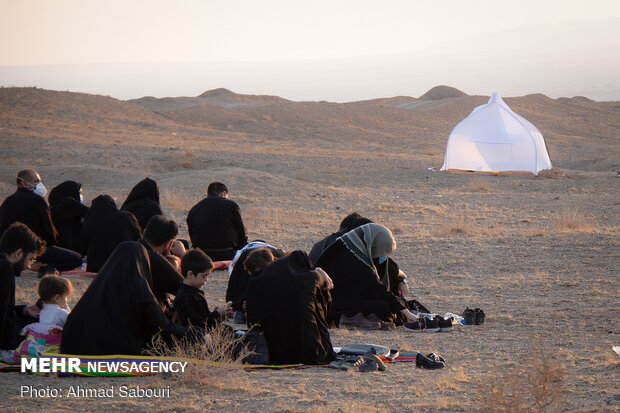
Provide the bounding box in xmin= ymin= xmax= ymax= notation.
xmin=0 ymin=169 xmax=82 ymax=272
xmin=0 ymin=223 xmax=45 ymax=361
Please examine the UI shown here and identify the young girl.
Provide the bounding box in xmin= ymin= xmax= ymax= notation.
xmin=36 ymin=274 xmax=73 ymax=329
xmin=13 ymin=275 xmax=73 ymax=360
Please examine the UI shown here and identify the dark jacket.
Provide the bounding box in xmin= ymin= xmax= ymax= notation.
xmin=49 ymin=181 xmax=89 ymax=252
xmin=137 ymin=238 xmax=183 ymax=310
xmin=121 ymin=178 xmax=162 ymax=231
xmin=0 ymin=254 xmax=18 ymax=350
xmin=173 ymin=283 xmax=220 ymax=329
xmin=0 ymin=187 xmax=58 ymax=245
xmin=187 ymin=195 xmax=247 ymax=255
xmin=61 ymin=242 xmax=188 ymax=355
xmin=81 ymin=195 xmax=141 ymax=272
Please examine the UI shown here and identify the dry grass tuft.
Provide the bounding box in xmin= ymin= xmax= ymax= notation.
xmin=466 ymin=178 xmax=493 ymax=192
xmin=554 ymin=209 xmax=592 ymax=232
xmin=146 ymin=324 xmax=252 ymax=391
xmin=482 ymin=346 xmax=564 ymax=412
xmin=160 ymin=187 xmax=202 ymax=212
xmin=439 ymin=215 xmax=471 ymax=235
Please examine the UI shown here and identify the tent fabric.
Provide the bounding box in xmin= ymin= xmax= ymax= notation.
xmin=441 ymin=93 xmax=552 ymax=175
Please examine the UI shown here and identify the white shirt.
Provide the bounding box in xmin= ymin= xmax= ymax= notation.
xmin=39 ymin=303 xmax=70 ymax=327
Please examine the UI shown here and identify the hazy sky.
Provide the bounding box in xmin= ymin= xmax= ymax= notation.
xmin=1 ymin=0 xmax=619 ymax=101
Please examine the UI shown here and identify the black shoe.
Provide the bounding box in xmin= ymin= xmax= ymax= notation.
xmin=461 ymin=307 xmax=476 ymax=325
xmin=416 ymin=353 xmax=445 ymax=369
xmin=474 ymin=308 xmax=485 ymax=325
xmin=424 ymin=353 xmax=446 ymax=363
xmin=438 ymin=316 xmax=453 ymax=332
xmin=405 ymin=316 xmax=440 ymax=332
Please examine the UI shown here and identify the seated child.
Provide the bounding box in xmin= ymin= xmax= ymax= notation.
xmin=36 ymin=275 xmax=73 ymax=330
xmin=14 ymin=275 xmax=73 ymax=360
xmin=173 ymin=249 xmax=224 ymax=329
xmin=243 ymin=248 xmax=275 ymax=276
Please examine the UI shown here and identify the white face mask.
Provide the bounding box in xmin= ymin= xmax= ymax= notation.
xmin=79 ymin=194 xmax=84 ymax=202
xmin=32 ymin=182 xmax=47 ymax=197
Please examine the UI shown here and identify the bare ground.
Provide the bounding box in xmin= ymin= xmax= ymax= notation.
xmin=0 ymin=87 xmax=618 ymax=412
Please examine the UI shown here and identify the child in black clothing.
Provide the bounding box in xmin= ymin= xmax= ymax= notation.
xmin=174 ymin=249 xmax=224 ymax=329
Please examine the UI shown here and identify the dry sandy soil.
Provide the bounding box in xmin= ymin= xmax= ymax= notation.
xmin=0 ymin=86 xmax=618 ymax=412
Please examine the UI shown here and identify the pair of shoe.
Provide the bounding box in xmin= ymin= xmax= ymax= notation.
xmin=461 ymin=307 xmax=485 ymax=325
xmin=404 ymin=316 xmax=453 ymax=332
xmin=339 ymin=313 xmax=381 ymax=330
xmin=415 ymin=352 xmax=446 ymax=369
xmin=329 ymin=350 xmax=388 ymax=372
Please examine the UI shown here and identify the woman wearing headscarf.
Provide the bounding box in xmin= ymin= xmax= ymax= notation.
xmin=308 ymin=212 xmax=372 ymax=264
xmin=245 ymin=250 xmax=336 ymax=365
xmin=315 ymin=223 xmax=419 ymax=327
xmin=48 ymin=181 xmax=89 ymax=253
xmin=81 ymin=195 xmax=141 ymax=272
xmin=61 ymin=242 xmax=190 ymax=355
xmin=121 ymin=177 xmax=163 ymax=231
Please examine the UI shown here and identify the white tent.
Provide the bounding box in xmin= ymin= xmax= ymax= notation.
xmin=441 ymin=93 xmax=552 ymax=175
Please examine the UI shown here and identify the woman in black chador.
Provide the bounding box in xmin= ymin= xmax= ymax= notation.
xmin=48 ymin=181 xmax=89 ymax=253
xmin=81 ymin=195 xmax=141 ymax=272
xmin=245 ymin=250 xmax=336 ymax=365
xmin=121 ymin=177 xmax=163 ymax=231
xmin=61 ymin=242 xmax=190 ymax=355
xmin=315 ymin=223 xmax=420 ymax=326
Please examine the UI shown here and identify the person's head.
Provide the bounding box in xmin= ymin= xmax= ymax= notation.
xmin=339 ymin=212 xmax=373 ymax=233
xmin=207 ymin=182 xmax=229 ymax=198
xmin=143 ymin=215 xmax=179 ymax=253
xmin=339 ymin=212 xmax=362 ymax=231
xmin=181 ymin=249 xmax=214 ymax=288
xmin=36 ymin=274 xmax=73 ymax=309
xmin=16 ymin=169 xmax=47 ymax=197
xmin=244 ymin=248 xmax=274 ymax=275
xmin=122 ymin=177 xmax=160 ymax=208
xmin=48 ymin=180 xmax=83 ymax=205
xmin=0 ymin=222 xmax=46 ymax=274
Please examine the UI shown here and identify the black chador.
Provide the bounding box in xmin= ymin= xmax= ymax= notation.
xmin=61 ymin=242 xmax=189 ymax=355
xmin=81 ymin=195 xmax=141 ymax=272
xmin=48 ymin=181 xmax=89 ymax=252
xmin=246 ymin=250 xmax=335 ymax=365
xmin=121 ymin=178 xmax=162 ymax=231
xmin=138 ymin=238 xmax=183 ymax=311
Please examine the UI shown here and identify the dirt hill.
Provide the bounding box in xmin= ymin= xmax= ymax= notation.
xmin=0 ymin=86 xmax=619 ymax=412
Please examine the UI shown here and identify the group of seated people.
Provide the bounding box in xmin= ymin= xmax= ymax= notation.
xmin=0 ymin=169 xmax=430 ymax=365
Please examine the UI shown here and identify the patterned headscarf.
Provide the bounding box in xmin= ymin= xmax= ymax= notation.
xmin=340 ymin=223 xmax=396 ymax=279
